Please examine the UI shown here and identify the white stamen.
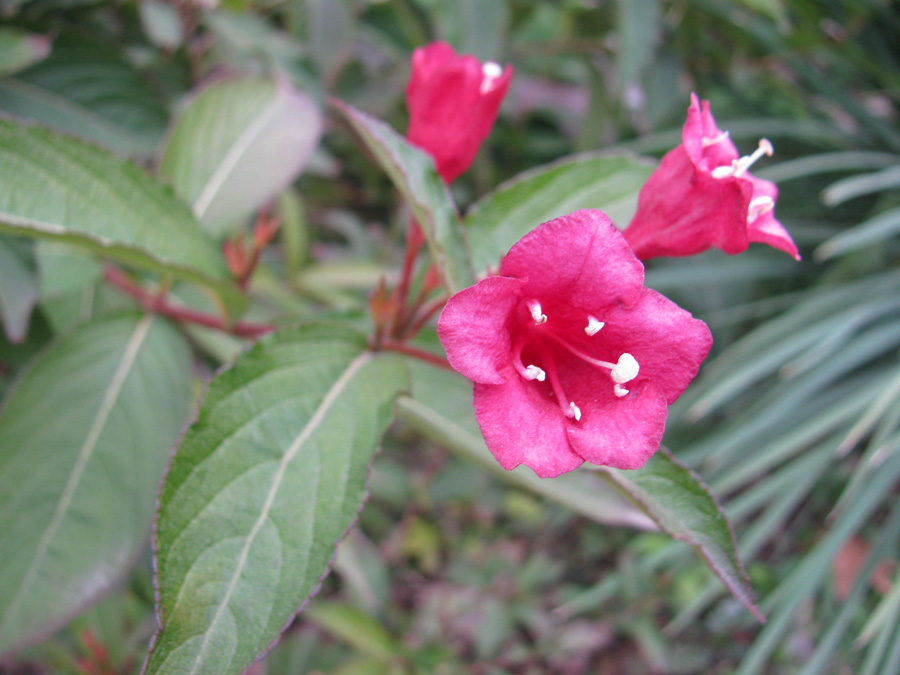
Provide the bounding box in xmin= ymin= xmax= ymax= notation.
xmin=614 ymin=384 xmax=630 ymax=398
xmin=585 ymin=316 xmax=605 ymax=336
xmin=567 ymin=401 xmax=582 ymax=421
xmin=527 ymin=299 xmax=547 ymax=325
xmin=734 ymin=138 xmax=774 ymax=177
xmin=610 ymin=353 xmax=639 ymax=384
xmin=523 ymin=365 xmax=546 ymax=382
xmin=747 ymin=195 xmax=775 ymax=223
xmin=711 ymin=138 xmax=775 ymax=179
xmin=701 ymin=130 xmax=730 ymax=148
xmin=480 ymin=62 xmax=503 ymax=94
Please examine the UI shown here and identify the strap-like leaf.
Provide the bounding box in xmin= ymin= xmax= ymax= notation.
xmin=596 ymin=449 xmax=764 ymax=623
xmin=0 ymin=315 xmax=193 ymax=654
xmin=145 ymin=323 xmax=408 ymax=675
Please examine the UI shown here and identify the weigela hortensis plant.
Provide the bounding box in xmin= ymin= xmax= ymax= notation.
xmin=0 ymin=28 xmax=825 ymax=674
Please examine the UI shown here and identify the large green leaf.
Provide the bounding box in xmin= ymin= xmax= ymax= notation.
xmin=0 ymin=235 xmax=37 ymax=342
xmin=465 ymin=152 xmax=655 ymax=272
xmin=595 ymin=450 xmax=763 ymax=622
xmin=0 ymin=314 xmax=193 ymax=654
xmin=0 ymin=118 xmax=241 ymax=310
xmin=0 ymin=35 xmax=168 ymax=156
xmin=145 ymin=323 xmax=408 ymax=675
xmin=158 ymin=76 xmax=322 ymax=236
xmin=331 ymin=100 xmax=474 ymax=293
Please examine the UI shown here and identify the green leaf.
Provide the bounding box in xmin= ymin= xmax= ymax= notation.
xmin=158 ymin=76 xmax=322 ymax=237
xmin=0 ymin=118 xmax=242 ymax=311
xmin=0 ymin=28 xmax=50 ymax=77
xmin=465 ymin=152 xmax=655 ymax=272
xmin=330 ymin=99 xmax=474 ymax=293
xmin=145 ymin=323 xmax=408 ymax=675
xmin=595 ymin=449 xmax=763 ymax=623
xmin=0 ymin=314 xmax=193 ymax=654
xmin=0 ymin=35 xmax=168 ymax=156
xmin=0 ymin=235 xmax=37 ymax=342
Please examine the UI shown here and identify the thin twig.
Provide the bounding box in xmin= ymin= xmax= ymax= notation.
xmin=103 ymin=265 xmax=274 ymax=340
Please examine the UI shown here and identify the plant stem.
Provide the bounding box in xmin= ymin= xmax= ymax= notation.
xmin=103 ymin=265 xmax=274 ymax=339
xmin=380 ymin=341 xmax=454 ymax=371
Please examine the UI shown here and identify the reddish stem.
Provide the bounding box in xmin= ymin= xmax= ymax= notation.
xmin=103 ymin=265 xmax=274 ymax=339
xmin=393 ymin=219 xmax=425 ymax=328
xmin=399 ymin=294 xmax=448 ymax=339
xmin=380 ymin=341 xmax=454 ymax=371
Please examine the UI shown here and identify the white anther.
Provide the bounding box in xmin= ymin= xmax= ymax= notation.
xmin=614 ymin=384 xmax=630 ymax=398
xmin=711 ymin=162 xmax=738 ymax=179
xmin=527 ymin=299 xmax=547 ymax=325
xmin=523 ymin=365 xmax=546 ymax=382
xmin=610 ymin=353 xmax=639 ymax=384
xmin=585 ymin=316 xmax=605 ymax=336
xmin=567 ymin=401 xmax=582 ymax=421
xmin=480 ymin=62 xmax=503 ymax=94
xmin=701 ymin=130 xmax=730 ymax=148
xmin=747 ymin=196 xmax=775 ymax=223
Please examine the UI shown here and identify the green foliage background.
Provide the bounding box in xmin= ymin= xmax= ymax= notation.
xmin=0 ymin=0 xmax=898 ymax=673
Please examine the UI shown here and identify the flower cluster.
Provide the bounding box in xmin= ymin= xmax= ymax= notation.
xmin=438 ymin=210 xmax=713 ymax=478
xmin=400 ymin=45 xmax=797 ymax=478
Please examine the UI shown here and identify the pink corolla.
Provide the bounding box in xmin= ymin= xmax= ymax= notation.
xmin=406 ymin=42 xmax=513 ymax=183
xmin=438 ymin=210 xmax=713 ymax=478
xmin=624 ymin=93 xmax=799 ymax=261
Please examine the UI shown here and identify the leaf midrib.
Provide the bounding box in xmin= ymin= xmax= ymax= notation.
xmin=181 ymin=350 xmax=373 ymax=675
xmin=192 ymin=94 xmax=282 ymax=220
xmin=0 ymin=315 xmax=154 ymax=641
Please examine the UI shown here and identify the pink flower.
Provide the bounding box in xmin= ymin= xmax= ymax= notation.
xmin=406 ymin=42 xmax=513 ymax=183
xmin=437 ymin=210 xmax=713 ymax=478
xmin=623 ymin=94 xmax=800 ymax=261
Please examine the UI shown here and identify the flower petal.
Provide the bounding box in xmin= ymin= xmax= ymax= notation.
xmin=597 ymin=289 xmax=713 ymax=403
xmin=566 ymin=380 xmax=669 ymax=470
xmin=473 ymin=377 xmax=584 ymax=478
xmin=437 ymin=275 xmax=524 ymax=385
xmin=745 ymin=176 xmax=801 ymax=260
xmin=501 ymin=209 xmax=645 ymax=309
xmin=623 ymin=147 xmax=753 ymax=259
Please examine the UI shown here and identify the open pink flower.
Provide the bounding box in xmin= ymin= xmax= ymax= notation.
xmin=406 ymin=42 xmax=513 ymax=183
xmin=438 ymin=210 xmax=713 ymax=478
xmin=623 ymin=94 xmax=799 ymax=261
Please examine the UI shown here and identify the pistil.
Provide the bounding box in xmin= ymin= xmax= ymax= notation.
xmin=710 ymin=139 xmax=774 ymax=179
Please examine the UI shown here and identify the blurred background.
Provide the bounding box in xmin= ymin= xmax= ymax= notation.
xmin=1 ymin=0 xmax=899 ymax=673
